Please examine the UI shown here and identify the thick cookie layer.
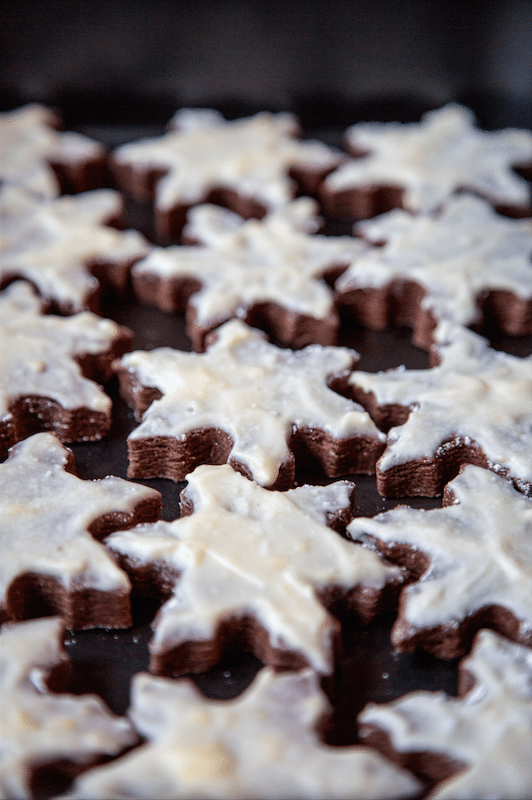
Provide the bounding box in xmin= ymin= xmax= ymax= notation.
xmin=112 ymin=108 xmax=342 ymax=241
xmin=107 ymin=463 xmax=402 ymax=676
xmin=0 ymin=433 xmax=161 ymax=628
xmin=347 ymin=465 xmax=532 ymax=659
xmin=114 ymin=319 xmax=386 ymax=489
xmin=321 ymin=104 xmax=532 ymax=220
xmin=0 ymin=617 xmax=138 ymax=799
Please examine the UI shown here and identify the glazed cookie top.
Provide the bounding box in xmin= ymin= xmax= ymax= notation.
xmin=349 ymin=321 xmax=532 ymax=493
xmin=0 ymin=281 xmax=126 ymax=421
xmin=63 ymin=667 xmax=421 ymax=800
xmin=134 ymin=198 xmax=366 ymax=325
xmin=118 ymin=318 xmax=385 ymax=487
xmin=0 ymin=103 xmax=105 ymax=198
xmin=336 ymin=195 xmax=532 ymax=328
xmin=359 ymin=629 xmax=532 ymax=800
xmin=0 ymin=433 xmax=161 ymax=607
xmin=324 ymin=104 xmax=532 ymax=213
xmin=0 ymin=188 xmax=150 ymax=312
xmin=113 ymin=108 xmax=342 ymax=212
xmin=348 ymin=464 xmax=532 ymax=647
xmin=107 ymin=463 xmax=401 ymax=675
xmin=1 ymin=617 xmax=138 ymax=800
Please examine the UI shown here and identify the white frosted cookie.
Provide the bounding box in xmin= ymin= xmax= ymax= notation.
xmin=132 ymin=198 xmax=366 ymax=349
xmin=322 ymin=104 xmax=532 ymax=218
xmin=0 ymin=103 xmax=106 ymax=198
xmin=358 ymin=629 xmax=532 ymax=799
xmin=347 ymin=464 xmax=532 ymax=659
xmin=62 ymin=667 xmax=422 ymax=800
xmin=106 ymin=462 xmax=402 ymax=675
xmin=335 ymin=195 xmax=532 ymax=346
xmin=114 ymin=318 xmax=386 ymax=489
xmin=348 ymin=321 xmax=532 ymax=497
xmin=112 ymin=108 xmax=342 ymax=241
xmin=0 ymin=281 xmax=132 ymax=453
xmin=0 ymin=432 xmax=161 ymax=628
xmin=0 ymin=617 xmax=138 ymax=800
xmin=0 ymin=187 xmax=150 ymax=313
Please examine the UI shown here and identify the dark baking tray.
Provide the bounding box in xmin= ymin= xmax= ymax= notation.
xmin=13 ymin=104 xmax=531 ymax=790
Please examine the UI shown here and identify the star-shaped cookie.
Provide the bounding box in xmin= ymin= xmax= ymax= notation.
xmin=0 ymin=432 xmax=161 ymax=628
xmin=0 ymin=103 xmax=107 ymax=198
xmin=321 ymin=104 xmax=532 ymax=219
xmin=114 ymin=318 xmax=386 ymax=489
xmin=0 ymin=617 xmax=138 ymax=799
xmin=112 ymin=108 xmax=342 ymax=241
xmin=132 ymin=198 xmax=366 ymax=349
xmin=347 ymin=464 xmax=532 ymax=658
xmin=358 ymin=629 xmax=532 ymax=799
xmin=348 ymin=321 xmax=532 ymax=497
xmin=0 ymin=281 xmax=132 ymax=456
xmin=62 ymin=667 xmax=422 ymax=800
xmin=335 ymin=195 xmax=532 ymax=348
xmin=0 ymin=187 xmax=150 ymax=313
xmin=107 ymin=463 xmax=402 ymax=676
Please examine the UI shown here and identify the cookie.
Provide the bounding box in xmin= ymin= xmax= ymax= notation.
xmin=0 ymin=103 xmax=107 ymax=199
xmin=113 ymin=318 xmax=386 ymax=490
xmin=0 ymin=281 xmax=133 ymax=456
xmin=0 ymin=186 xmax=150 ymax=313
xmin=62 ymin=667 xmax=422 ymax=800
xmin=132 ymin=198 xmax=366 ymax=350
xmin=0 ymin=617 xmax=138 ymax=799
xmin=347 ymin=464 xmax=532 ymax=659
xmin=358 ymin=629 xmax=532 ymax=799
xmin=111 ymin=107 xmax=342 ymax=242
xmin=0 ymin=432 xmax=161 ymax=629
xmin=348 ymin=321 xmax=532 ymax=498
xmin=320 ymin=104 xmax=532 ymax=220
xmin=106 ymin=462 xmax=402 ymax=676
xmin=335 ymin=195 xmax=532 ymax=349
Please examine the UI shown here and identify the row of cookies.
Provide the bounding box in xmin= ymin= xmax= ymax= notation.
xmin=1 ymin=101 xmax=532 ymax=799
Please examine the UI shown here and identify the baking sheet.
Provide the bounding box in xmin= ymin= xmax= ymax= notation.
xmin=15 ymin=110 xmax=532 ymax=774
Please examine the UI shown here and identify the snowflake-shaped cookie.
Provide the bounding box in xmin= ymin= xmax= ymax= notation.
xmin=348 ymin=321 xmax=532 ymax=497
xmin=336 ymin=195 xmax=532 ymax=347
xmin=0 ymin=187 xmax=150 ymax=313
xmin=347 ymin=464 xmax=532 ymax=659
xmin=115 ymin=318 xmax=386 ymax=489
xmin=133 ymin=198 xmax=366 ymax=349
xmin=0 ymin=281 xmax=132 ymax=455
xmin=63 ymin=667 xmax=422 ymax=800
xmin=0 ymin=617 xmax=138 ymax=800
xmin=358 ymin=629 xmax=532 ymax=799
xmin=0 ymin=432 xmax=161 ymax=628
xmin=0 ymin=103 xmax=106 ymax=198
xmin=107 ymin=463 xmax=402 ymax=675
xmin=322 ymin=104 xmax=532 ymax=218
xmin=112 ymin=108 xmax=342 ymax=241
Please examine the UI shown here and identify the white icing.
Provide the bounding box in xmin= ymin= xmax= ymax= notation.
xmin=0 ymin=617 xmax=137 ymax=800
xmin=113 ymin=108 xmax=342 ymax=212
xmin=62 ymin=666 xmax=421 ymax=799
xmin=347 ymin=465 xmax=532 ymax=635
xmin=120 ymin=318 xmax=385 ymax=487
xmin=359 ymin=629 xmax=532 ymax=799
xmin=0 ymin=103 xmax=105 ymax=199
xmin=349 ymin=322 xmax=532 ymax=488
xmin=134 ymin=199 xmax=366 ymax=324
xmin=107 ymin=463 xmax=401 ymax=675
xmin=324 ymin=104 xmax=532 ymax=213
xmin=0 ymin=282 xmax=122 ymax=419
xmin=0 ymin=433 xmax=160 ymax=602
xmin=336 ymin=195 xmax=532 ymax=327
xmin=0 ymin=188 xmax=150 ymax=311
